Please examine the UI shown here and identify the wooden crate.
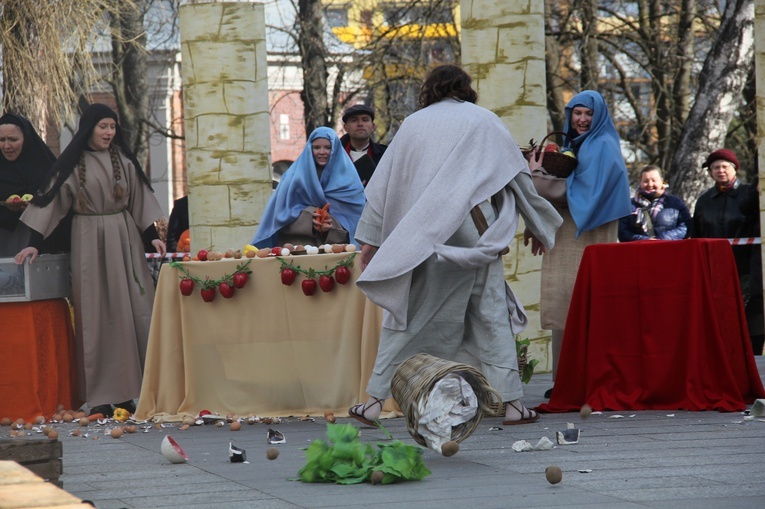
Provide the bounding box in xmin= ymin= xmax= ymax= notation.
xmin=0 ymin=460 xmax=90 ymax=508
xmin=0 ymin=439 xmax=62 ymax=487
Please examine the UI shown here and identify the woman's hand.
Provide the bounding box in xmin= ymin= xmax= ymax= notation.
xmin=152 ymin=239 xmax=167 ymax=257
xmin=523 ymin=228 xmax=546 ymax=256
xmin=311 ymin=213 xmax=332 ymax=232
xmin=4 ymin=200 xmax=28 ymax=213
xmin=360 ymin=243 xmax=378 ymax=272
xmin=527 ymin=148 xmax=545 ymax=172
xmin=15 ymin=247 xmax=39 ymax=265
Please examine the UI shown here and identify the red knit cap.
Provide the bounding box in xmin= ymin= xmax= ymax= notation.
xmin=702 ymin=149 xmax=739 ymax=169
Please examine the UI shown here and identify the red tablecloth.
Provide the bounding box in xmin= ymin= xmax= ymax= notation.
xmin=538 ymin=239 xmax=765 ymax=413
xmin=0 ymin=299 xmax=81 ymax=421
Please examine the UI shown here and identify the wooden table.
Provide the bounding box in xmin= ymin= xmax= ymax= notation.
xmin=0 ymin=460 xmax=90 ymax=508
xmin=538 ymin=239 xmax=765 ymax=413
xmin=135 ymin=252 xmax=388 ymax=420
xmin=0 ymin=299 xmax=81 ymax=422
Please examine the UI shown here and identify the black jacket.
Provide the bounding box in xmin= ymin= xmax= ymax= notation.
xmin=340 ymin=133 xmax=387 ymax=185
xmin=692 ymin=180 xmax=750 ymax=275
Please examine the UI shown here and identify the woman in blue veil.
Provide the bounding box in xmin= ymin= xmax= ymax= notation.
xmin=252 ymin=127 xmax=365 ymax=248
xmin=526 ymin=90 xmax=631 ymax=399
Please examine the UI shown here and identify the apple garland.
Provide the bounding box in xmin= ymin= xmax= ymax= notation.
xmin=171 ymin=259 xmax=253 ymax=302
xmin=170 ymin=253 xmax=356 ymax=302
xmin=278 ymin=254 xmax=356 ymax=297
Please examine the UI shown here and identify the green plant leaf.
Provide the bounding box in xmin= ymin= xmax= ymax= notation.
xmin=297 ymin=423 xmax=430 ymax=484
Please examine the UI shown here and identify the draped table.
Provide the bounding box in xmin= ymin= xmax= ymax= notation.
xmin=135 ymin=252 xmax=388 ymax=421
xmin=538 ymin=239 xmax=765 ymax=413
xmin=0 ymin=299 xmax=81 ymax=422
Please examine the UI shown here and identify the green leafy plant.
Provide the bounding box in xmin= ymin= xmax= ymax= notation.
xmin=297 ymin=423 xmax=431 ymax=484
xmin=516 ymin=336 xmax=539 ymax=384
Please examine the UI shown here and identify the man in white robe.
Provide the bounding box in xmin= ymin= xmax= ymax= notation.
xmin=349 ymin=65 xmax=562 ymax=427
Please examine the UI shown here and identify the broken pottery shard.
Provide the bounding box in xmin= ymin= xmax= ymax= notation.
xmin=534 ymin=436 xmax=554 ymax=450
xmin=556 ymin=428 xmax=580 ymax=445
xmin=511 ymin=440 xmax=534 ymax=452
xmin=267 ymin=428 xmax=286 ymax=444
xmin=161 ymin=435 xmax=188 ymax=464
xmin=751 ymin=399 xmax=765 ymax=417
xmin=229 ymin=441 xmax=246 ymax=463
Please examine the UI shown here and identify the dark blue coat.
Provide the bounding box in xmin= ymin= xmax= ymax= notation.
xmin=619 ymin=193 xmax=691 ymax=241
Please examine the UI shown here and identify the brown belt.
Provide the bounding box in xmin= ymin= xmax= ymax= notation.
xmin=470 ymin=201 xmax=510 ymax=256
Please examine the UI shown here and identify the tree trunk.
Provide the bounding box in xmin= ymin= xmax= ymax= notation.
xmin=579 ymin=0 xmax=599 ymax=91
xmin=110 ymin=1 xmax=149 ymax=172
xmin=670 ymin=0 xmax=754 ymax=206
xmin=545 ymin=0 xmax=567 ymax=133
xmin=644 ymin=0 xmax=672 ymax=168
xmin=297 ymin=0 xmax=329 ymax=133
xmin=671 ymin=0 xmax=696 ymax=153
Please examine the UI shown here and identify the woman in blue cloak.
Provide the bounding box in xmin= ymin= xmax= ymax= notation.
xmin=252 ymin=127 xmax=365 ymax=248
xmin=525 ymin=90 xmax=631 ymax=399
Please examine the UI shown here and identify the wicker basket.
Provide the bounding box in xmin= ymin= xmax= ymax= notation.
xmin=391 ymin=353 xmax=503 ymax=447
xmin=522 ymin=131 xmax=577 ymax=179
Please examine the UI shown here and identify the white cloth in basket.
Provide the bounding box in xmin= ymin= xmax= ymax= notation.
xmin=416 ymin=374 xmax=477 ymax=454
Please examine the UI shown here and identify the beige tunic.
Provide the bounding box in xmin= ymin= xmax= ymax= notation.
xmin=540 ymin=207 xmax=617 ymax=330
xmin=21 ymin=150 xmax=164 ymax=407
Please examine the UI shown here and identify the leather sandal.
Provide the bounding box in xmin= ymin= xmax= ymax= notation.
xmin=502 ymin=401 xmax=540 ymax=425
xmin=348 ymin=397 xmax=384 ymax=427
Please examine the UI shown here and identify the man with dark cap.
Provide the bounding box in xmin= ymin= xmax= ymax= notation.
xmin=693 ymin=148 xmax=763 ymax=354
xmin=340 ymin=104 xmax=387 ymax=186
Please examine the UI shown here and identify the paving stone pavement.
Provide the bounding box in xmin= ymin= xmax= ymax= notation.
xmin=21 ymin=358 xmax=765 ymax=509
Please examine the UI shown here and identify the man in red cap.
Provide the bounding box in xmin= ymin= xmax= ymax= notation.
xmin=693 ymin=148 xmax=763 ymax=354
xmin=340 ymin=104 xmax=387 ymax=187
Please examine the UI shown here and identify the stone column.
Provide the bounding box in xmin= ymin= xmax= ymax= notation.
xmin=460 ymin=1 xmax=552 ymax=371
xmin=179 ymin=1 xmax=272 ymax=252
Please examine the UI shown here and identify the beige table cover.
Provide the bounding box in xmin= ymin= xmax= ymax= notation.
xmin=135 ymin=253 xmax=395 ymax=421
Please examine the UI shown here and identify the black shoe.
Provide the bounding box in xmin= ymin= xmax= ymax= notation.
xmin=544 ymin=387 xmax=553 ymax=399
xmin=114 ymin=400 xmax=136 ymax=415
xmin=89 ymin=404 xmax=113 ymax=418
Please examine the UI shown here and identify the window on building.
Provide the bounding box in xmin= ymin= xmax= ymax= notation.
xmin=384 ymin=5 xmax=453 ymax=25
xmin=279 ymin=114 xmax=290 ymax=140
xmin=325 ymin=7 xmax=348 ymax=28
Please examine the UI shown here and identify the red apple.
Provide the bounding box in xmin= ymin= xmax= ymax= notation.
xmin=200 ymin=287 xmax=215 ymax=302
xmin=179 ymin=278 xmax=194 ymax=296
xmin=218 ymin=282 xmax=235 ymax=299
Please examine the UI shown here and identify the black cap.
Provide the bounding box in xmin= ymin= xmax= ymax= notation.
xmin=342 ymin=104 xmax=375 ymax=123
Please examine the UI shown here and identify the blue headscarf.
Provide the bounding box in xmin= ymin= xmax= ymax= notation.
xmin=252 ymin=127 xmax=365 ymax=247
xmin=563 ymin=91 xmax=631 ymax=237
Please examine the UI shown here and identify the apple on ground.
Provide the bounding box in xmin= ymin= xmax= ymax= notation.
xmin=5 ymin=194 xmax=20 ymax=204
xmin=20 ymin=194 xmax=33 ymax=202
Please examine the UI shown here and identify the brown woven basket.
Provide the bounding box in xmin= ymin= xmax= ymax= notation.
xmin=523 ymin=131 xmax=577 ymax=179
xmin=391 ymin=353 xmax=503 ymax=447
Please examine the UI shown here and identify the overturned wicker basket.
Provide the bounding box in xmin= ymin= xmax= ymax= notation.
xmin=521 ymin=131 xmax=578 ymax=179
xmin=391 ymin=353 xmax=503 ymax=447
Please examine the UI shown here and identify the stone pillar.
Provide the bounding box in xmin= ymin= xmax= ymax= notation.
xmin=461 ymin=1 xmax=552 ymax=371
xmin=179 ymin=1 xmax=272 ymax=252
xmin=754 ymin=0 xmax=765 ymax=353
